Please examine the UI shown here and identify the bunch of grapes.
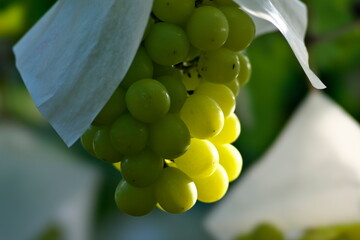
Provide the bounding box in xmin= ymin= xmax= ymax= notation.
xmin=81 ymin=0 xmax=255 ymax=216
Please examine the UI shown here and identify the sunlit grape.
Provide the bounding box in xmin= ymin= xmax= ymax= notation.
xmin=156 ymin=167 xmax=197 ymax=214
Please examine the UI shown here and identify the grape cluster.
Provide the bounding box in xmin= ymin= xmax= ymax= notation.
xmin=81 ymin=0 xmax=254 ymax=216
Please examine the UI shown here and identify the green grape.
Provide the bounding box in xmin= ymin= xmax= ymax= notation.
xmin=142 ymin=17 xmax=155 ymax=41
xmin=81 ymin=125 xmax=100 ymax=156
xmin=180 ymin=94 xmax=224 ymax=139
xmin=110 ymin=113 xmax=149 ymax=155
xmin=174 ymin=138 xmax=219 ymax=179
xmin=149 ymin=114 xmax=190 ymax=159
xmin=152 ymin=0 xmax=195 ymax=25
xmin=126 ymin=79 xmax=170 ymax=123
xmin=186 ymin=6 xmax=229 ymax=51
xmin=115 ymin=179 xmax=156 ymax=216
xmin=198 ymin=48 xmax=240 ymax=83
xmin=157 ymin=75 xmax=188 ymax=113
xmin=153 ymin=62 xmax=180 ymax=78
xmin=156 ymin=167 xmax=197 ymax=214
xmin=252 ymin=223 xmax=285 ymax=240
xmin=121 ymin=149 xmax=164 ymax=187
xmin=237 ymin=52 xmax=252 ymax=86
xmin=93 ymin=127 xmax=124 ymax=163
xmin=195 ymin=82 xmax=235 ymax=118
xmin=185 ymin=44 xmax=201 ymax=62
xmin=219 ymin=7 xmax=255 ymax=51
xmin=181 ymin=68 xmax=200 ymax=91
xmin=235 ymin=234 xmax=253 ymax=240
xmin=209 ymin=112 xmax=241 ymax=144
xmin=145 ymin=22 xmax=189 ymax=66
xmin=194 ymin=164 xmax=228 ymax=203
xmin=224 ymin=77 xmax=240 ymax=96
xmin=197 ymin=0 xmax=217 ymax=7
xmin=120 ymin=47 xmax=154 ymax=89
xmin=93 ymin=87 xmax=127 ymax=125
xmin=216 ymin=144 xmax=242 ymax=182
xmin=214 ymin=0 xmax=238 ymax=7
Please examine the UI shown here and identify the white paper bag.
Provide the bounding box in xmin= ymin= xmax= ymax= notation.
xmin=206 ymin=91 xmax=360 ymax=240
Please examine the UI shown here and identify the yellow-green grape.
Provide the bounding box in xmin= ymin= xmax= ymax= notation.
xmin=216 ymin=144 xmax=242 ymax=182
xmin=113 ymin=162 xmax=121 ymax=171
xmin=198 ymin=48 xmax=240 ymax=83
xmin=121 ymin=149 xmax=164 ymax=187
xmin=81 ymin=125 xmax=101 ymax=156
xmin=252 ymin=223 xmax=285 ymax=240
xmin=195 ymin=82 xmax=235 ymax=118
xmin=152 ymin=0 xmax=195 ymax=25
xmin=126 ymin=79 xmax=170 ymax=123
xmin=237 ymin=52 xmax=252 ymax=86
xmin=149 ymin=114 xmax=190 ymax=159
xmin=210 ymin=112 xmax=241 ymax=144
xmin=157 ymin=75 xmax=188 ymax=113
xmin=156 ymin=167 xmax=197 ymax=214
xmin=93 ymin=127 xmax=124 ymax=163
xmin=194 ymin=164 xmax=228 ymax=203
xmin=180 ymin=94 xmax=224 ymax=139
xmin=186 ymin=6 xmax=229 ymax=51
xmin=164 ymin=159 xmax=177 ymax=168
xmin=120 ymin=47 xmax=154 ymax=89
xmin=145 ymin=22 xmax=190 ymax=66
xmin=219 ymin=7 xmax=255 ymax=51
xmin=336 ymin=224 xmax=360 ymax=240
xmin=224 ymin=78 xmax=240 ymax=97
xmin=115 ymin=179 xmax=156 ymax=216
xmin=174 ymin=138 xmax=219 ymax=179
xmin=214 ymin=0 xmax=238 ymax=7
xmin=181 ymin=68 xmax=200 ymax=91
xmin=156 ymin=203 xmax=166 ymax=212
xmin=110 ymin=113 xmax=148 ymax=155
xmin=93 ymin=87 xmax=127 ymax=125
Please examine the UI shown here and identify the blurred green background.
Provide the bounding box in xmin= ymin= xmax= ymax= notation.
xmin=0 ymin=0 xmax=359 ymax=239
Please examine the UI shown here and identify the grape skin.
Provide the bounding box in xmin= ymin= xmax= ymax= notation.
xmin=195 ymin=81 xmax=236 ymax=118
xmin=198 ymin=48 xmax=240 ymax=83
xmin=115 ymin=179 xmax=156 ymax=216
xmin=110 ymin=113 xmax=149 ymax=155
xmin=93 ymin=127 xmax=124 ymax=163
xmin=125 ymin=79 xmax=170 ymax=123
xmin=145 ymin=22 xmax=190 ymax=66
xmin=174 ymin=138 xmax=219 ymax=179
xmin=156 ymin=167 xmax=197 ymax=214
xmin=121 ymin=149 xmax=164 ymax=188
xmin=152 ymin=0 xmax=195 ymax=25
xmin=149 ymin=114 xmax=191 ymax=159
xmin=194 ymin=164 xmax=229 ymax=203
xmin=180 ymin=94 xmax=224 ymax=139
xmin=186 ymin=6 xmax=229 ymax=51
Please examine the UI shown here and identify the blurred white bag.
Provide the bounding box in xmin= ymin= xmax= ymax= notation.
xmin=0 ymin=123 xmax=100 ymax=240
xmin=206 ymin=91 xmax=360 ymax=240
